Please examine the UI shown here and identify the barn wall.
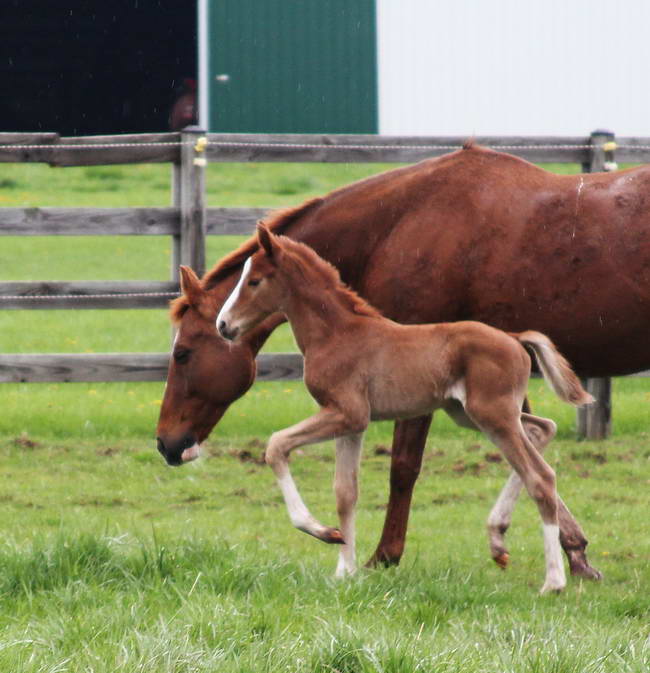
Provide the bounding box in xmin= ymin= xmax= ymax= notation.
xmin=203 ymin=0 xmax=377 ymax=133
xmin=377 ymin=0 xmax=650 ymax=136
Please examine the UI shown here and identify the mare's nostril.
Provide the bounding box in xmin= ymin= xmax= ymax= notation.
xmin=156 ymin=437 xmax=166 ymax=455
xmin=218 ymin=320 xmax=227 ymax=337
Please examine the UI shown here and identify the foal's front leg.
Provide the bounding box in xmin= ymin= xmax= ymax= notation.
xmin=265 ymin=408 xmax=365 ymax=544
xmin=334 ymin=433 xmax=364 ymax=577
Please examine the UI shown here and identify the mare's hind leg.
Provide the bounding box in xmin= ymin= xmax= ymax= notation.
xmin=487 ymin=413 xmax=601 ymax=580
xmin=465 ymin=399 xmax=566 ymax=593
xmin=365 ymin=415 xmax=432 ymax=568
xmin=334 ymin=433 xmax=364 ymax=577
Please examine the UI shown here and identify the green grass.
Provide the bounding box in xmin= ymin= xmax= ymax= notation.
xmin=1 ymin=161 xmax=650 ymax=671
xmin=0 ymin=431 xmax=648 ymax=672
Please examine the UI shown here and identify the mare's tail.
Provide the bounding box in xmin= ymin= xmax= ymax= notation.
xmin=516 ymin=331 xmax=594 ymax=406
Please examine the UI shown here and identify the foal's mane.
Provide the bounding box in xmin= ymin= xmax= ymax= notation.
xmin=276 ymin=236 xmax=383 ymax=319
xmin=170 ymin=197 xmax=323 ymax=323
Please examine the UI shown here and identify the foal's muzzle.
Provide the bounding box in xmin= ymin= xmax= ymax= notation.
xmin=217 ymin=319 xmax=238 ymax=341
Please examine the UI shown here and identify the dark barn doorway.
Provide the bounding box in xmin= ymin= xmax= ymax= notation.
xmin=2 ymin=1 xmax=197 ymax=135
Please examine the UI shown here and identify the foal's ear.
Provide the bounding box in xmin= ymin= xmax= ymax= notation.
xmin=257 ymin=222 xmax=280 ymax=262
xmin=179 ymin=265 xmax=203 ymax=306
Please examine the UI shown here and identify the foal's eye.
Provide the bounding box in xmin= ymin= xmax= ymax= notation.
xmin=173 ymin=348 xmax=191 ymax=364
xmin=248 ymin=278 xmax=261 ymax=287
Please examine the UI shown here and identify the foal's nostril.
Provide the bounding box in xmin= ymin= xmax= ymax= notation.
xmin=218 ymin=320 xmax=238 ymax=341
xmin=156 ymin=437 xmax=166 ymax=456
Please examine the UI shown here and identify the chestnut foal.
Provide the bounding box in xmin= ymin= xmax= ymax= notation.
xmin=216 ymin=225 xmax=593 ymax=593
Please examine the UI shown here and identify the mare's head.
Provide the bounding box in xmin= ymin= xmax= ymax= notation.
xmin=156 ymin=266 xmax=257 ymax=466
xmin=216 ymin=225 xmax=298 ymax=341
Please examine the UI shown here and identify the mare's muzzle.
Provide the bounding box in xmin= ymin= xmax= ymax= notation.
xmin=156 ymin=435 xmax=196 ymax=467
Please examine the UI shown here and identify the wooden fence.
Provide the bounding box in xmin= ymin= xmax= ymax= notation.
xmin=2 ymin=128 xmax=650 ymax=439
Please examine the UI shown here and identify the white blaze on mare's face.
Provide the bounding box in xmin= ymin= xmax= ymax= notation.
xmin=216 ymin=257 xmax=252 ymax=330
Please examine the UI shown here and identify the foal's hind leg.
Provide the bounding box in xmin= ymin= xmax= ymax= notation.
xmin=466 ymin=401 xmax=566 ymax=593
xmin=488 ymin=413 xmax=601 ymax=580
xmin=487 ymin=413 xmax=557 ymax=568
xmin=334 ymin=433 xmax=364 ymax=577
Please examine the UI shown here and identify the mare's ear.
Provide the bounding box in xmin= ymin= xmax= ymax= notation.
xmin=179 ymin=265 xmax=203 ymax=306
xmin=257 ymin=222 xmax=280 ymax=262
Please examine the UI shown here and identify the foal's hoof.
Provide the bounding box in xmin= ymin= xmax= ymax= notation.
xmin=322 ymin=528 xmax=345 ymax=545
xmin=569 ymin=562 xmax=603 ymax=581
xmin=493 ymin=552 xmax=510 ymax=570
xmin=567 ymin=551 xmax=603 ymax=581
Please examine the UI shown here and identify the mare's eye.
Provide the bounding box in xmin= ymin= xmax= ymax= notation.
xmin=248 ymin=278 xmax=261 ymax=287
xmin=174 ymin=348 xmax=191 ymax=364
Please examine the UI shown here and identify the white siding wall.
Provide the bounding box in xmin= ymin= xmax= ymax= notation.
xmin=377 ymin=0 xmax=650 ymax=136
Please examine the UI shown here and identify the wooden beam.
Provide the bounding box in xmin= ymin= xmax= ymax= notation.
xmin=206 ymin=207 xmax=269 ymax=235
xmin=0 ymin=133 xmax=181 ymax=166
xmin=0 ymin=281 xmax=179 ymax=309
xmin=0 ymin=353 xmax=170 ymax=383
xmin=0 ymin=352 xmax=303 ymax=383
xmin=0 ymin=207 xmax=180 ymax=236
xmin=205 ymin=134 xmax=595 ymax=164
xmin=0 ymin=350 xmax=642 ymax=385
xmin=0 ymin=206 xmax=270 ymax=237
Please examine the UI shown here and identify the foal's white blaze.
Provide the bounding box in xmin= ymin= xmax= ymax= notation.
xmin=216 ymin=257 xmax=252 ymax=331
xmin=181 ymin=443 xmax=201 ymax=463
xmin=541 ymin=523 xmax=566 ymax=593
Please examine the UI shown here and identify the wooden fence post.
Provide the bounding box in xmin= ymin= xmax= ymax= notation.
xmin=171 ymin=162 xmax=181 ymax=284
xmin=178 ymin=126 xmax=207 ymax=277
xmin=576 ymin=129 xmax=616 ymax=439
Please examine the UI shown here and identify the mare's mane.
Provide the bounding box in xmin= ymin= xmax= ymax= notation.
xmin=170 ymin=197 xmax=323 ymax=323
xmin=276 ymin=235 xmax=383 ymax=319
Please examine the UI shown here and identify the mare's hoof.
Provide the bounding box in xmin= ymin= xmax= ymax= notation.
xmin=322 ymin=528 xmax=345 ymax=545
xmin=364 ymin=550 xmax=401 ymax=568
xmin=493 ymin=552 xmax=510 ymax=570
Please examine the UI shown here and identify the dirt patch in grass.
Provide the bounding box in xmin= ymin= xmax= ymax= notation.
xmin=570 ymin=449 xmax=607 ymax=464
xmin=13 ymin=434 xmax=41 ymax=450
xmin=451 ymin=460 xmax=486 ymax=475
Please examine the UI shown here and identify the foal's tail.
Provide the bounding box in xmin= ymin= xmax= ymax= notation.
xmin=516 ymin=331 xmax=594 ymax=406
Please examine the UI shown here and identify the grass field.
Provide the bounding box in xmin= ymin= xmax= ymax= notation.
xmin=1 ymin=161 xmax=649 ymax=672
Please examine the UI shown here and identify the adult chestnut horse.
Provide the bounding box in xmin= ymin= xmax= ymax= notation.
xmin=157 ymin=143 xmax=650 ymax=578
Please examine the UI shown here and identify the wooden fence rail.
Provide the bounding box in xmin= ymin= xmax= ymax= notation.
xmin=3 ymin=129 xmax=650 ymax=438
